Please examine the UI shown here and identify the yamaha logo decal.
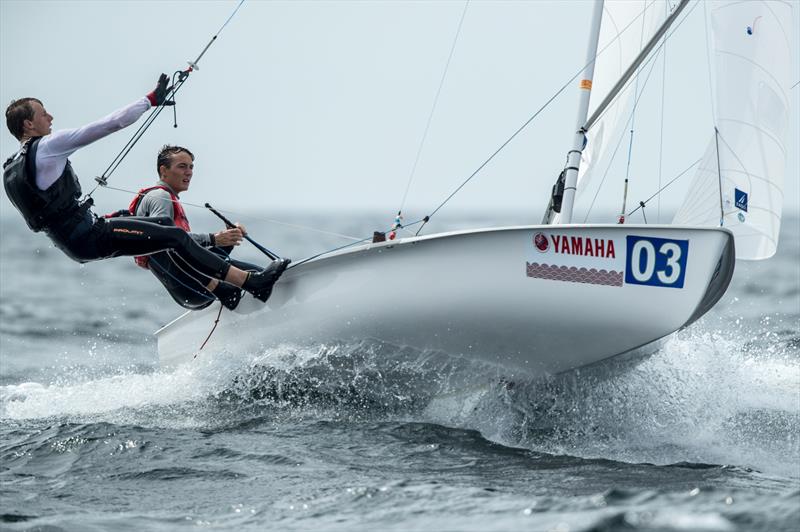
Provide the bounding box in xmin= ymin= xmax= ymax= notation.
xmin=534 ymin=232 xmax=549 ymax=252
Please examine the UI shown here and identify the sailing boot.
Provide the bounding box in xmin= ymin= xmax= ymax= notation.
xmin=212 ymin=282 xmax=243 ymax=311
xmin=242 ymin=258 xmax=291 ymax=302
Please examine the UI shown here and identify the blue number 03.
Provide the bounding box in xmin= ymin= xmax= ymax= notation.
xmin=625 ymin=236 xmax=689 ymax=288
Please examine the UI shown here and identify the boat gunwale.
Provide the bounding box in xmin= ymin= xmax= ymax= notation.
xmin=155 ymin=223 xmax=734 ymax=336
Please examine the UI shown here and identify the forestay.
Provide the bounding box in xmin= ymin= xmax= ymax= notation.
xmin=673 ymin=0 xmax=794 ymax=260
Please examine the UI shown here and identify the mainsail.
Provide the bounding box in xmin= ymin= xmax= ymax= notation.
xmin=673 ymin=0 xmax=794 ymax=260
xmin=576 ymin=0 xmax=672 ymax=197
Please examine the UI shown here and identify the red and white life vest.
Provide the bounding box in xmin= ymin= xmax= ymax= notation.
xmin=128 ymin=185 xmax=191 ymax=269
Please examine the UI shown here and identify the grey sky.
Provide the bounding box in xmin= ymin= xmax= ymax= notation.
xmin=1 ymin=0 xmax=798 ymax=223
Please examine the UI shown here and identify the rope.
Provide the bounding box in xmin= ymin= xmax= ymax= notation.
xmin=619 ymin=0 xmax=651 ymax=220
xmin=290 ymin=217 xmax=428 ymax=268
xmin=413 ymin=0 xmax=690 ymax=235
xmin=657 ymin=0 xmax=668 ymax=223
xmin=578 ymin=0 xmax=699 ymax=131
xmin=215 ymin=0 xmax=246 ymax=34
xmin=97 ymin=182 xmax=382 ymax=267
xmin=581 ymin=0 xmax=700 ymax=222
xmin=583 ymin=44 xmax=665 ymax=222
xmin=289 ymin=237 xmax=373 ymax=268
xmin=89 ymin=92 xmax=181 ymax=196
xmin=94 ymin=1 xmax=702 ymax=266
xmin=98 ymin=183 xmax=363 ymax=241
xmin=398 ymin=0 xmax=469 ymax=214
xmin=196 ymin=303 xmax=225 ymax=355
xmin=627 ymin=156 xmax=702 ymax=216
xmin=149 ymin=252 xmax=216 ymax=303
xmin=88 ymin=0 xmax=247 ymax=197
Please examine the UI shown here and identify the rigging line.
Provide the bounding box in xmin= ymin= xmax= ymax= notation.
xmin=581 ymin=2 xmax=701 ymax=222
xmin=90 ymin=0 xmax=247 ymax=193
xmin=88 ymin=95 xmax=179 ymax=197
xmin=97 ymin=183 xmax=363 ymax=241
xmin=197 ymin=304 xmax=225 ymax=354
xmin=215 ymin=0 xmax=246 ymax=35
xmin=103 ymin=78 xmax=189 ymax=178
xmin=149 ymin=252 xmax=216 ymax=302
xmin=583 ymin=0 xmax=699 ymax=129
xmin=290 ymin=237 xmax=373 ymax=268
xmin=657 ymin=0 xmax=668 ymax=224
xmin=620 ymin=0 xmax=651 ymax=219
xmin=791 ymin=80 xmax=799 ymax=90
xmin=582 ymin=42 xmax=665 ymax=222
xmin=713 ymin=126 xmax=756 ymax=188
xmin=415 ymin=0 xmax=689 ymax=234
xmin=627 ymin=156 xmax=701 ymax=216
xmin=291 ymin=217 xmax=428 ymax=268
xmin=398 ymin=0 xmax=470 ymax=213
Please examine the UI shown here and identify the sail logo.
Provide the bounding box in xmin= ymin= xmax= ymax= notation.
xmin=746 ymin=16 xmax=761 ymax=35
xmin=548 ymin=234 xmax=616 ymax=258
xmin=735 ymin=188 xmax=748 ymax=211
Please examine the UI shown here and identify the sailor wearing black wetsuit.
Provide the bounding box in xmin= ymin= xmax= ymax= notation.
xmin=3 ymin=75 xmax=289 ymax=303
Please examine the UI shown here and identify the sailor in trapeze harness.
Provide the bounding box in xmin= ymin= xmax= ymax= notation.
xmin=3 ymin=74 xmax=290 ymax=304
xmin=128 ymin=145 xmax=260 ymax=311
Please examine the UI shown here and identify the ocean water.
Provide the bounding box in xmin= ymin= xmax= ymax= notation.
xmin=1 ymin=211 xmax=798 ymax=532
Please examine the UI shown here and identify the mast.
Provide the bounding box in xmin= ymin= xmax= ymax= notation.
xmin=550 ymin=0 xmax=605 ymax=225
xmin=546 ymin=0 xmax=690 ymax=225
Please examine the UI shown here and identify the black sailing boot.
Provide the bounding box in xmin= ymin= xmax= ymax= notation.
xmin=212 ymin=282 xmax=243 ymax=311
xmin=242 ymin=258 xmax=291 ymax=302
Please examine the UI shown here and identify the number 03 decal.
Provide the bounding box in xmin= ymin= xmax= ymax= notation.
xmin=625 ymin=236 xmax=689 ymax=288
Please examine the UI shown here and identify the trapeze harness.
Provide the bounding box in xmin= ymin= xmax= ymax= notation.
xmin=129 ymin=185 xmax=263 ymax=309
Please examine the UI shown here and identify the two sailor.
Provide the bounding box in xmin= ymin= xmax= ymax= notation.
xmin=3 ymin=75 xmax=289 ymax=309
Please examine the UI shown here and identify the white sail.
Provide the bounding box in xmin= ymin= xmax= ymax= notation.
xmin=673 ymin=0 xmax=794 ymax=260
xmin=576 ymin=0 xmax=672 ymax=195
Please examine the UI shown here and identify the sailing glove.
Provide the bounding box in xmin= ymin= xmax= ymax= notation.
xmin=146 ymin=73 xmax=175 ymax=106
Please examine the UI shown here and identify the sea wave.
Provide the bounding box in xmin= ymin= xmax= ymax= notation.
xmin=2 ymin=325 xmax=797 ymax=479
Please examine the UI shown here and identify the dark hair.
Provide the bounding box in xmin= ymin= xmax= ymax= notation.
xmin=157 ymin=145 xmax=195 ymax=176
xmin=6 ymin=98 xmax=42 ymax=140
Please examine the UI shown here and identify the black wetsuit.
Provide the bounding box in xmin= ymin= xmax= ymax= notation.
xmin=147 ymin=247 xmax=259 ymax=310
xmin=131 ymin=184 xmax=259 ymax=310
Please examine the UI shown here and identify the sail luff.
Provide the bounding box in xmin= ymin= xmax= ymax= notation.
xmin=714 ymin=128 xmax=724 ymax=226
xmin=569 ymin=0 xmax=677 ymax=215
xmin=584 ymin=0 xmax=690 ymax=132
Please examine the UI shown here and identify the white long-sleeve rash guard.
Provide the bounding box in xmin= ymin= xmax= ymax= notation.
xmin=33 ymin=97 xmax=151 ymax=191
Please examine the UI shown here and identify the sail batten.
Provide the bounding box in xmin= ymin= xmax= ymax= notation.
xmin=716 ymin=119 xmax=787 ymax=155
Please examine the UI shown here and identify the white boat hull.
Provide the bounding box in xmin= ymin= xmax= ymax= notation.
xmin=156 ymin=224 xmax=734 ymax=376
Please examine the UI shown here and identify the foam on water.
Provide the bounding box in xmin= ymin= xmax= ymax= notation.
xmin=425 ymin=324 xmax=799 ymax=477
xmin=1 ymin=320 xmax=797 ymax=479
